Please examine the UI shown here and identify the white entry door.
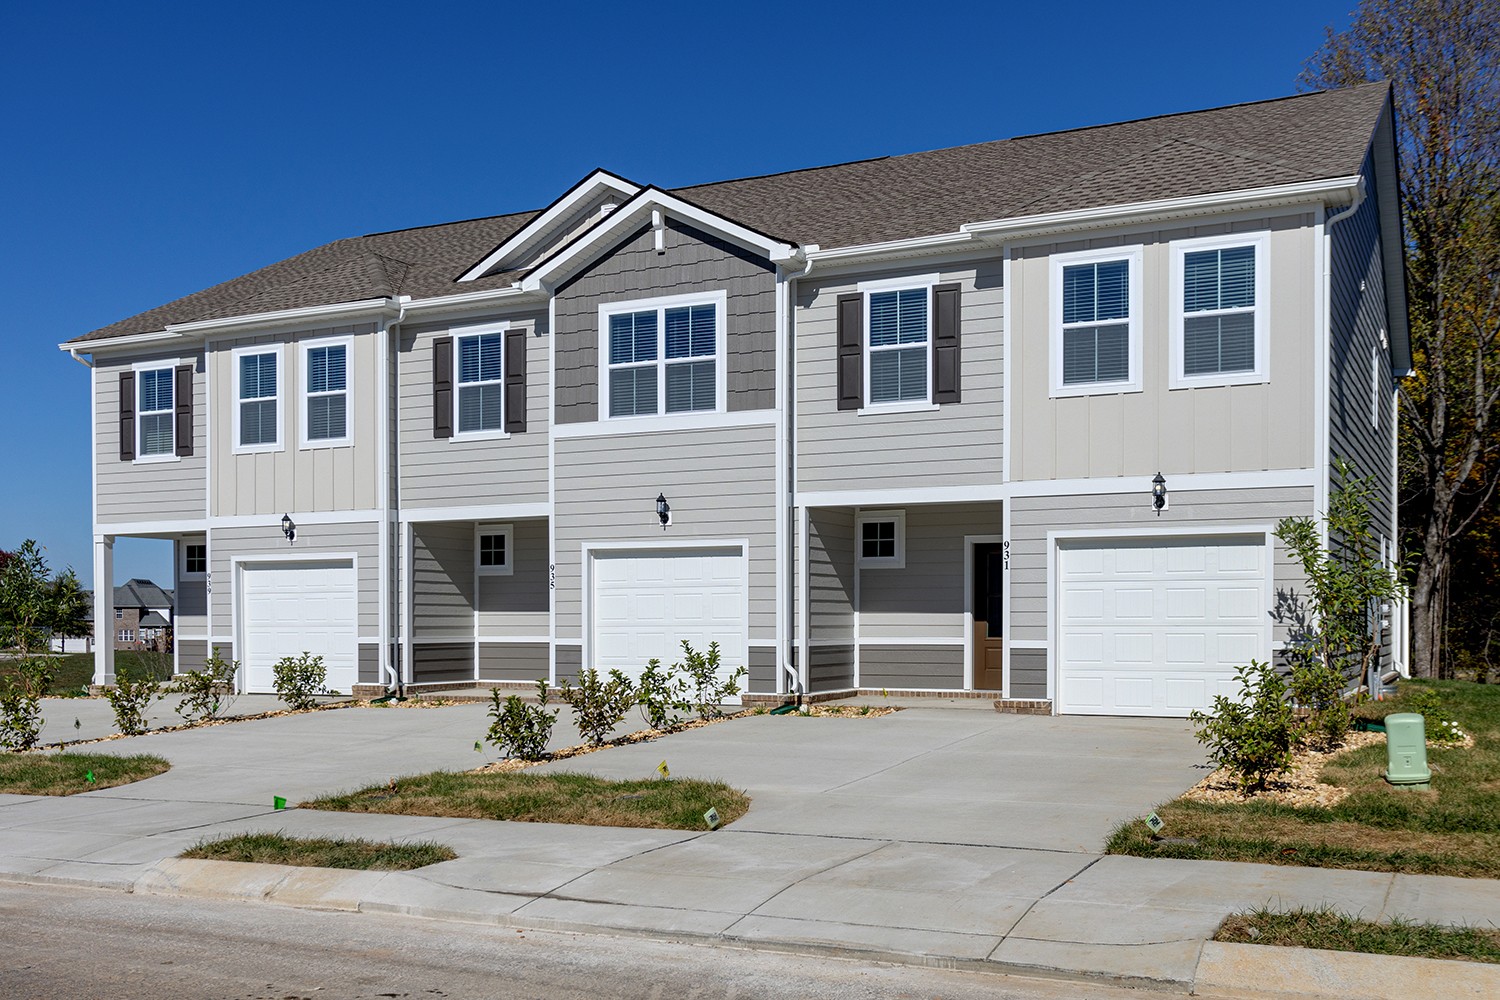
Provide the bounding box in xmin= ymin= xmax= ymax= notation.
xmin=591 ymin=547 xmax=747 ymax=703
xmin=239 ymin=561 xmax=358 ymax=695
xmin=1057 ymin=536 xmax=1268 ymax=717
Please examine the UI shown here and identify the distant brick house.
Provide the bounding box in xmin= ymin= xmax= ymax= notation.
xmin=53 ymin=579 xmax=175 ymax=653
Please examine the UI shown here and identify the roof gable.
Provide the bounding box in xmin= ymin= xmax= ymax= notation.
xmin=459 ymin=170 xmax=641 ymax=282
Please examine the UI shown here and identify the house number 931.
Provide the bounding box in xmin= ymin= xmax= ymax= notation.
xmin=1002 ymin=541 xmax=1010 ymax=571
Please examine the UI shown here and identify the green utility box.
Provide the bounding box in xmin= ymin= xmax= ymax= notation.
xmin=1383 ymin=712 xmax=1432 ymax=788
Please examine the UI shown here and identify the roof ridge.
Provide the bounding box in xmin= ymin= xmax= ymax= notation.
xmin=359 ymin=208 xmax=539 ymax=240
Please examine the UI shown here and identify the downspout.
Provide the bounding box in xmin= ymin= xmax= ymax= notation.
xmin=382 ymin=298 xmax=408 ymax=695
xmin=781 ymin=251 xmax=815 ymax=699
xmin=68 ymin=347 xmax=94 ymax=369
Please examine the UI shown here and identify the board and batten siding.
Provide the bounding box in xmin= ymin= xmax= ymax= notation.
xmin=208 ymin=520 xmax=382 ymax=639
xmin=1009 ymin=213 xmax=1317 ymax=481
xmin=411 ymin=522 xmax=474 ymax=640
xmin=553 ymin=423 xmax=776 ymax=642
xmin=859 ymin=503 xmax=1001 ymax=640
xmin=477 ymin=518 xmax=549 ymax=636
xmin=552 ymin=219 xmax=776 ymax=423
xmin=94 ymin=349 xmax=207 ymax=524
xmin=397 ymin=312 xmax=549 ymax=509
xmin=209 ymin=324 xmax=380 ymax=517
xmin=795 ymin=257 xmax=1004 ymax=493
xmin=1008 ymin=486 xmax=1314 ymax=652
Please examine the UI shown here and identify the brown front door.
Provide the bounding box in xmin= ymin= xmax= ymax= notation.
xmin=972 ymin=543 xmax=1004 ymax=691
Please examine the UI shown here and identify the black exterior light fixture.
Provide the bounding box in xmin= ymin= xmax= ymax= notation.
xmin=281 ymin=513 xmax=296 ymax=544
xmin=656 ymin=493 xmax=671 ymax=530
xmin=1151 ymin=473 xmax=1168 ymax=516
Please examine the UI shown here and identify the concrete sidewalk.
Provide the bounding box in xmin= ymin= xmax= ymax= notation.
xmin=2 ymin=701 xmax=1497 ymax=995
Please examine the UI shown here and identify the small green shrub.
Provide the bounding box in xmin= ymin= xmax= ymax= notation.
xmin=106 ymin=666 xmax=163 ymax=737
xmin=676 ymin=640 xmax=746 ymax=720
xmin=1190 ymin=660 xmax=1298 ymax=794
xmin=1288 ymin=657 xmax=1352 ymax=750
xmin=637 ymin=657 xmax=691 ymax=731
xmin=486 ymin=680 xmax=558 ymax=761
xmin=0 ymin=657 xmax=51 ymax=751
xmin=170 ymin=646 xmax=240 ymax=723
xmin=558 ymin=668 xmax=635 ymax=747
xmin=272 ymin=652 xmax=328 ymax=710
xmin=1403 ymin=688 xmax=1466 ymax=744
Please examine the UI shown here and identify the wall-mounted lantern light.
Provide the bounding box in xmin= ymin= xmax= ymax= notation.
xmin=1151 ymin=473 xmax=1168 ymax=516
xmin=281 ymin=513 xmax=297 ymax=544
xmin=656 ymin=493 xmax=671 ymax=530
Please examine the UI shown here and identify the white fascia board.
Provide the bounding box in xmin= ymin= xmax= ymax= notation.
xmin=59 ymin=330 xmax=184 ymax=355
xmin=520 ymin=188 xmax=799 ymax=292
xmin=171 ymin=298 xmax=399 ymax=337
xmin=458 ymin=170 xmax=642 ymax=282
xmin=400 ymin=285 xmax=543 ymax=316
xmin=805 ymin=231 xmax=981 ymax=265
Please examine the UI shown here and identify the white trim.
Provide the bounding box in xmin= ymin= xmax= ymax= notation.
xmin=475 ymin=523 xmax=514 ymax=576
xmin=861 ymin=281 xmax=935 ymax=410
xmin=856 ymin=401 xmax=939 ymax=417
xmin=1008 ymin=468 xmax=1317 ymax=499
xmin=400 ymin=503 xmax=550 ymax=525
xmin=180 ymin=541 xmax=208 ymax=580
xmin=855 ymin=509 xmax=906 ymax=569
xmin=230 ymin=343 xmax=285 ymax=455
xmin=450 ymin=321 xmax=512 ymax=441
xmin=1001 ymin=247 xmax=1013 ymax=486
xmin=553 ymin=409 xmax=774 ymax=440
xmin=476 ymin=635 xmax=552 ymax=644
xmin=213 ymin=509 xmax=381 ymax=528
xmin=1314 ymin=207 xmax=1331 ymax=536
xmin=774 ymin=270 xmax=789 ymax=695
xmin=172 ymin=298 xmax=397 ymax=337
xmin=857 ymin=636 xmax=966 ymax=646
xmin=1370 ymin=342 xmax=1382 ymax=430
xmin=401 ymin=287 xmax=538 ymax=315
xmin=130 ymin=360 xmax=180 ymax=462
xmin=1168 ymin=231 xmax=1271 ymax=389
xmin=401 ymin=520 xmax=414 ymax=685
xmin=297 ymin=334 xmax=354 ymax=449
xmin=800 ymin=484 xmax=1008 ymax=508
xmin=1048 ymin=245 xmax=1143 ymax=398
xmin=93 ymin=518 xmax=207 ymax=536
xmin=798 ymin=505 xmax=810 ymax=695
xmin=230 ymin=553 xmax=360 ymax=695
xmin=547 ymin=291 xmax=557 ymax=687
xmin=856 ymin=272 xmax=940 ymax=293
xmin=1008 ymin=638 xmax=1047 ymax=649
xmin=963 ymin=533 xmax=1004 ymax=692
xmin=458 ymin=171 xmax=642 ymax=282
xmin=597 ymin=290 xmax=727 ymax=423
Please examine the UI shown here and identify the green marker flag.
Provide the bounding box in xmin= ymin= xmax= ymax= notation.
xmin=84 ymin=771 xmax=95 ymax=784
xmin=474 ymin=740 xmax=482 ymax=753
xmin=273 ymin=796 xmax=287 ymax=810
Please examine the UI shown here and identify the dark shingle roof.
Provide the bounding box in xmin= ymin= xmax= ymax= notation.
xmin=68 ymin=83 xmax=1389 ymax=346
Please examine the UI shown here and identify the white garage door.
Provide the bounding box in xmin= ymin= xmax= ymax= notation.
xmin=240 ymin=561 xmax=358 ymax=695
xmin=1057 ymin=536 xmax=1267 ymax=717
xmin=592 ymin=547 xmax=746 ymax=703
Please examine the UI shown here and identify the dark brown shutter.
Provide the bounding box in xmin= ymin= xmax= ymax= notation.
xmin=504 ymin=329 xmax=527 ymax=433
xmin=174 ymin=364 xmax=194 ymax=457
xmin=432 ymin=336 xmax=453 ymax=439
xmin=836 ymin=292 xmax=863 ymax=411
xmin=932 ymin=283 xmax=962 ymax=404
xmin=118 ymin=371 xmax=135 ymax=461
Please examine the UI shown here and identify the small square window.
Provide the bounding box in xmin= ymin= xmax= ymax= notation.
xmin=862 ymin=520 xmax=896 ymax=560
xmin=479 ymin=534 xmax=506 ymax=567
xmin=856 ymin=510 xmax=905 ymax=568
xmin=476 ymin=524 xmax=513 ymax=576
xmin=115 ymin=608 xmax=124 ymax=620
xmin=184 ymin=543 xmax=207 ymax=576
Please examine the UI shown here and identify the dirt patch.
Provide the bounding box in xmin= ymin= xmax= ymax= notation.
xmin=801 ymin=705 xmax=901 ymax=718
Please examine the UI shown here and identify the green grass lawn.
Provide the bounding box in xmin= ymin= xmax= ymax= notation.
xmin=1218 ymin=908 xmax=1500 ymax=964
xmin=182 ymin=832 xmax=454 ymax=870
xmin=0 ymin=752 xmax=170 ymax=795
xmin=1107 ymin=680 xmax=1500 ymax=877
xmin=305 ymin=770 xmax=749 ymax=831
xmin=0 ymin=650 xmax=174 ymax=696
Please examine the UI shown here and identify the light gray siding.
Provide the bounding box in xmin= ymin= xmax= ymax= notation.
xmin=748 ymin=645 xmax=776 ymax=694
xmin=413 ymin=642 xmax=472 ymax=683
xmin=808 ymin=508 xmax=855 ymax=643
xmin=556 ymin=644 xmax=581 ymax=685
xmin=1009 ymin=648 xmax=1049 ymax=699
xmin=412 ymin=523 xmax=473 ymax=639
xmin=554 ymin=423 xmax=776 ymax=642
xmin=479 ymin=642 xmax=548 ymax=682
xmin=858 ymin=644 xmax=964 ymax=690
xmin=208 ymin=519 xmax=382 ymax=638
xmin=94 ymin=349 xmax=207 ymax=524
xmin=1010 ymin=213 xmax=1317 ymax=480
xmin=809 ymin=645 xmax=854 ymax=692
xmin=397 ymin=312 xmax=549 ymax=509
xmin=553 ymin=220 xmax=776 ymax=423
xmin=358 ymin=643 xmax=380 ymax=683
xmin=796 ymin=258 xmax=1004 ymax=494
xmin=476 ymin=519 xmax=549 ymax=636
xmin=175 ymin=639 xmax=208 ymax=674
xmin=859 ymin=503 xmax=1001 ymax=640
xmin=209 ymin=324 xmax=381 ymax=516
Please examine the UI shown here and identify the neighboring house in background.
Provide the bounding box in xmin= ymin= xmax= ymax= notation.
xmin=48 ymin=580 xmax=174 ymax=653
xmin=62 ymin=83 xmax=1409 ymax=717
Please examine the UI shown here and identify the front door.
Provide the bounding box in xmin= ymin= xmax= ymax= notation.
xmin=972 ymin=543 xmax=1004 ymax=691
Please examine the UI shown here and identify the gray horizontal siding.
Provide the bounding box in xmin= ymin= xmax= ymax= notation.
xmin=796 ymin=257 xmax=1004 ymax=493
xmin=1009 ymin=648 xmax=1048 ymax=700
xmin=858 ymin=644 xmax=964 ymax=690
xmin=95 ymin=349 xmax=207 ymax=524
xmin=555 ymin=644 xmax=581 ymax=686
xmin=859 ymin=503 xmax=1001 ymax=639
xmin=808 ymin=508 xmax=854 ymax=641
xmin=208 ymin=520 xmax=382 ymax=637
xmin=476 ymin=518 xmax=550 ymax=636
xmin=412 ymin=522 xmax=473 ymax=639
xmin=479 ymin=642 xmax=548 ymax=682
xmin=413 ymin=642 xmax=473 ymax=683
xmin=175 ymin=640 xmax=208 ymax=674
xmin=553 ymin=219 xmax=776 ymax=423
xmin=748 ymin=645 xmax=777 ymax=694
xmin=809 ymin=644 xmax=854 ymax=693
xmin=358 ymin=643 xmax=380 ymax=684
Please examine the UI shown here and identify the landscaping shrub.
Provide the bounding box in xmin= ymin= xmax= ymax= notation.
xmin=1289 ymin=659 xmax=1353 ymax=750
xmin=272 ymin=652 xmax=328 ymax=710
xmin=1189 ymin=660 xmax=1298 ymax=793
xmin=106 ymin=665 xmax=162 ymax=736
xmin=485 ymin=680 xmax=558 ymax=761
xmin=1404 ymin=688 xmax=1467 ymax=744
xmin=557 ymin=668 xmax=635 ymax=747
xmin=170 ymin=646 xmax=240 ymax=724
xmin=675 ymin=640 xmax=746 ymax=720
xmin=637 ymin=657 xmax=690 ymax=731
xmin=0 ymin=658 xmax=51 ymax=751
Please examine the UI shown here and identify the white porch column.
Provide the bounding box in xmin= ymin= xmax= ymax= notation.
xmin=401 ymin=520 xmax=414 ymax=685
xmin=92 ymin=535 xmax=114 ymax=686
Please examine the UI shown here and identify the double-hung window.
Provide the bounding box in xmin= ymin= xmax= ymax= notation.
xmin=601 ymin=292 xmax=724 ymax=420
xmin=1050 ymin=247 xmax=1142 ymax=396
xmin=866 ymin=286 xmax=929 ymax=406
xmin=1171 ymin=233 xmax=1268 ymax=387
xmin=234 ymin=346 xmax=282 ymax=452
xmin=136 ymin=367 xmax=175 ymax=457
xmin=456 ymin=331 xmax=504 ymax=434
xmin=302 ymin=339 xmax=350 ymax=446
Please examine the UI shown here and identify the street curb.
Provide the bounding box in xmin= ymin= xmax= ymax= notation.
xmin=1193 ymin=941 xmax=1500 ymax=999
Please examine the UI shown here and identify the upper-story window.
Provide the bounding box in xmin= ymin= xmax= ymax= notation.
xmin=234 ymin=345 xmax=283 ymax=452
xmin=457 ymin=331 xmax=504 ymax=434
xmin=137 ymin=367 xmax=175 ymax=457
xmin=1050 ymin=247 xmax=1142 ymax=397
xmin=599 ymin=291 xmax=725 ymax=420
xmin=302 ymin=338 xmax=351 ymax=446
xmin=866 ymin=286 xmax=929 ymax=406
xmin=1170 ymin=233 xmax=1269 ymax=388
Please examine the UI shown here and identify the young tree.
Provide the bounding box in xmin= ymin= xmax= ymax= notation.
xmin=0 ymin=541 xmax=89 ymax=749
xmin=1303 ymin=0 xmax=1500 ymax=678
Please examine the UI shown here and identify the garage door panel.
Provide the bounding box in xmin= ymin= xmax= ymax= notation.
xmin=241 ymin=561 xmax=357 ymax=695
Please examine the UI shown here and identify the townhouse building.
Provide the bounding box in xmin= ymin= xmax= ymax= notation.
xmin=64 ymin=82 xmax=1408 ymax=716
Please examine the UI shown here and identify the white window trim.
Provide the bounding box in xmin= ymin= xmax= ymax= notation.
xmin=855 ymin=509 xmax=906 ymax=569
xmin=231 ymin=343 xmax=286 ymax=455
xmin=451 ymin=321 xmax=511 ymax=442
xmin=1169 ymin=231 xmax=1270 ymax=389
xmin=131 ymin=360 xmax=180 ymax=464
xmin=114 ymin=608 xmax=124 ymax=620
xmin=1048 ymin=246 xmax=1144 ymax=398
xmin=475 ymin=522 xmax=514 ymax=577
xmin=857 ymin=273 xmax=937 ymax=412
xmin=118 ymin=629 xmax=135 ymax=643
xmin=1370 ymin=342 xmax=1383 ymax=429
xmin=597 ymin=290 xmax=728 ymax=424
xmin=298 ymin=335 xmax=354 ymax=449
xmin=181 ymin=542 xmax=208 ymax=580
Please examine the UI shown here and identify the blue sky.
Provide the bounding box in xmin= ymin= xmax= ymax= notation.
xmin=0 ymin=1 xmax=1351 ymax=589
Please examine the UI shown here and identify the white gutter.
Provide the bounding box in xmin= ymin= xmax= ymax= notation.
xmin=171 ymin=298 xmax=398 ymax=336
xmin=402 ymin=284 xmax=539 ymax=313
